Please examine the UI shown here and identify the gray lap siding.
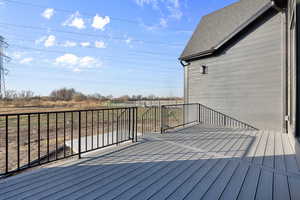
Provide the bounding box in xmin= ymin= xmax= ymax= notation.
xmin=186 ymin=11 xmax=285 ymax=132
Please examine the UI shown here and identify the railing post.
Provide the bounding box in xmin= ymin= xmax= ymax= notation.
xmin=5 ymin=115 xmax=8 ymax=174
xmin=198 ymin=104 xmax=201 ymax=123
xmin=160 ymin=106 xmax=164 ymax=134
xmin=142 ymin=115 xmax=144 ymax=136
xmin=78 ymin=111 xmax=81 ymax=159
xmin=154 ymin=106 xmax=157 ymax=132
xmin=183 ymin=104 xmax=185 ymax=126
xmin=128 ymin=108 xmax=131 ymax=140
xmin=132 ymin=108 xmax=135 ymax=142
xmin=135 ymin=107 xmax=138 ymax=142
xmin=116 ymin=110 xmax=119 ymax=145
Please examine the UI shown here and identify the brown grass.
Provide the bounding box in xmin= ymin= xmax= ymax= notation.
xmin=0 ymin=100 xmax=107 ymax=114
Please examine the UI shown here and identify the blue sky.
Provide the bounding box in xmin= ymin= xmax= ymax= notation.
xmin=0 ymin=0 xmax=237 ymax=97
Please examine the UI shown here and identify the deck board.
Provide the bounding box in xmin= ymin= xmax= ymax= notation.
xmin=1 ymin=124 xmax=300 ymax=200
xmin=255 ymin=169 xmax=274 ymax=200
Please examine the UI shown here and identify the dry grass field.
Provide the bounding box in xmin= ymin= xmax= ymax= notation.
xmin=0 ymin=99 xmax=108 ymax=114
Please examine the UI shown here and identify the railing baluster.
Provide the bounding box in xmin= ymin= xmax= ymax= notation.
xmin=107 ymin=110 xmax=109 ymax=145
xmin=91 ymin=111 xmax=94 ymax=149
xmin=112 ymin=110 xmax=114 ymax=144
xmin=97 ymin=111 xmax=99 ymax=148
xmin=128 ymin=108 xmax=131 ymax=140
xmin=47 ymin=113 xmax=49 ymax=162
xmin=78 ymin=111 xmax=81 ymax=159
xmin=71 ymin=112 xmax=74 ymax=155
xmin=85 ymin=111 xmax=88 ymax=152
xmin=38 ymin=114 xmax=41 ymax=164
xmin=132 ymin=108 xmax=135 ymax=141
xmin=55 ymin=113 xmax=58 ymax=159
xmin=28 ymin=114 xmax=30 ymax=166
xmin=102 ymin=110 xmax=104 ymax=147
xmin=116 ymin=109 xmax=119 ymax=144
xmin=17 ymin=115 xmax=20 ymax=170
xmin=135 ymin=108 xmax=138 ymax=142
xmin=5 ymin=115 xmax=8 ymax=174
xmin=63 ymin=112 xmax=66 ymax=157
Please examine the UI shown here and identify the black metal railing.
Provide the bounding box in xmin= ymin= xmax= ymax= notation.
xmin=199 ymin=104 xmax=257 ymax=130
xmin=161 ymin=104 xmax=199 ymax=133
xmin=0 ymin=107 xmax=138 ymax=176
xmin=141 ymin=106 xmax=160 ymax=135
xmin=161 ymin=103 xmax=258 ymax=133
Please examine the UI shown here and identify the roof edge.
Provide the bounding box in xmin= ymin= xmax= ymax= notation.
xmin=178 ymin=49 xmax=215 ymax=61
xmin=179 ymin=0 xmax=275 ymax=61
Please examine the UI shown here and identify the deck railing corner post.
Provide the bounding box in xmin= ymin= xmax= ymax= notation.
xmin=160 ymin=105 xmax=164 ymax=134
xmin=135 ymin=107 xmax=138 ymax=142
xmin=198 ymin=103 xmax=201 ymax=124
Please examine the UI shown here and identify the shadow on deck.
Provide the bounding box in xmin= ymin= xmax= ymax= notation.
xmin=0 ymin=125 xmax=300 ymax=200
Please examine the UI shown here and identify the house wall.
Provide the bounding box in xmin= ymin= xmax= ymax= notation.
xmin=185 ymin=10 xmax=285 ymax=132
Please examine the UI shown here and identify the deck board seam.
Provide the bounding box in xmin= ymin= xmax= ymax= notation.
xmin=253 ymin=132 xmax=270 ymax=200
xmin=281 ymin=133 xmax=292 ymax=200
xmin=236 ymin=130 xmax=265 ymax=200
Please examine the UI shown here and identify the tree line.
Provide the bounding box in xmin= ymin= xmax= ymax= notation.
xmin=1 ymin=88 xmax=182 ymax=102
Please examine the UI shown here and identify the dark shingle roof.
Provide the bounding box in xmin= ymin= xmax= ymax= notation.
xmin=180 ymin=0 xmax=274 ymax=61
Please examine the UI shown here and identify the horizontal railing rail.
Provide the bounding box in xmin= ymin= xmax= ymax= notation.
xmin=161 ymin=103 xmax=258 ymax=133
xmin=0 ymin=107 xmax=138 ymax=177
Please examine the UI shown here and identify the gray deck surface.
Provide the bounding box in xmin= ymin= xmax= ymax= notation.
xmin=1 ymin=125 xmax=300 ymax=200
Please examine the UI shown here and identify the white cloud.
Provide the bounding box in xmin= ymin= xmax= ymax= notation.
xmin=11 ymin=51 xmax=25 ymax=60
xmin=42 ymin=8 xmax=54 ymax=19
xmin=135 ymin=0 xmax=159 ymax=9
xmin=125 ymin=37 xmax=132 ymax=44
xmin=19 ymin=57 xmax=33 ymax=64
xmin=159 ymin=18 xmax=168 ymax=28
xmin=167 ymin=5 xmax=182 ymax=20
xmin=135 ymin=0 xmax=183 ymax=27
xmin=80 ymin=42 xmax=90 ymax=47
xmin=92 ymin=15 xmax=110 ymax=30
xmin=56 ymin=54 xmax=78 ymax=65
xmin=35 ymin=36 xmax=47 ymax=45
xmin=62 ymin=41 xmax=77 ymax=47
xmin=79 ymin=56 xmax=97 ymax=67
xmin=55 ymin=54 xmax=102 ymax=72
xmin=168 ymin=0 xmax=179 ymax=8
xmin=95 ymin=41 xmax=106 ymax=48
xmin=62 ymin=11 xmax=85 ymax=29
xmin=44 ymin=35 xmax=56 ymax=47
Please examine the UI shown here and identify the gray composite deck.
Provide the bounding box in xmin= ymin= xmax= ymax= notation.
xmin=0 ymin=124 xmax=300 ymax=200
